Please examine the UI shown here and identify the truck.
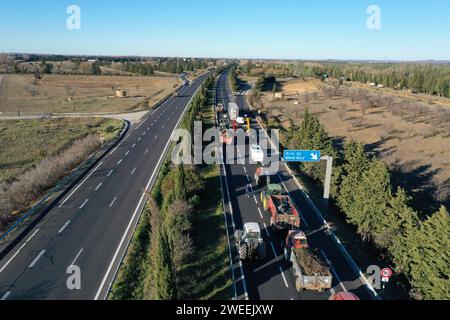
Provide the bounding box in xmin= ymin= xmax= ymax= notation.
xmin=235 ymin=223 xmax=267 ymax=261
xmin=284 ymin=230 xmax=333 ymax=292
xmin=228 ymin=102 xmax=239 ymax=121
xmin=261 ymin=184 xmax=301 ymax=230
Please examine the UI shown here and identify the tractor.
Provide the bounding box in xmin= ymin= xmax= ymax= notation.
xmin=235 ymin=223 xmax=267 ymax=261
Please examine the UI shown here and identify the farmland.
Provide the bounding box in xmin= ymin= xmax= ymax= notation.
xmin=0 ymin=74 xmax=179 ymax=115
xmin=252 ymin=78 xmax=450 ymax=213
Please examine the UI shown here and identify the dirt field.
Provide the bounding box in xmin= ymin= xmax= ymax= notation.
xmin=0 ymin=117 xmax=123 ymax=184
xmin=0 ymin=74 xmax=179 ymax=115
xmin=255 ymin=79 xmax=450 ymax=213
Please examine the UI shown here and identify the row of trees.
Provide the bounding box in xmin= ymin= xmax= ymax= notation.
xmin=283 ymin=110 xmax=450 ymax=299
xmin=242 ymin=62 xmax=450 ymax=98
xmin=229 ymin=65 xmax=239 ymax=92
xmin=121 ymin=58 xmax=209 ymax=76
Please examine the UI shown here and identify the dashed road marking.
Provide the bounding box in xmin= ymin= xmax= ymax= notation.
xmin=28 ymin=250 xmax=46 ymax=268
xmin=58 ymin=220 xmax=71 ymax=234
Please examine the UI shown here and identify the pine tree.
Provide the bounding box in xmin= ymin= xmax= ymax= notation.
xmin=409 ymin=207 xmax=450 ymax=300
xmin=174 ymin=165 xmax=187 ymax=201
xmin=155 ymin=229 xmax=177 ymax=300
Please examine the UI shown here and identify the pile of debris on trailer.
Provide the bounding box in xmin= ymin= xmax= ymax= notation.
xmin=293 ymin=248 xmax=331 ymax=275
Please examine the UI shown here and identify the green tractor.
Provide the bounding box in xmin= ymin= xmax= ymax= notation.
xmin=260 ymin=184 xmax=282 ymax=211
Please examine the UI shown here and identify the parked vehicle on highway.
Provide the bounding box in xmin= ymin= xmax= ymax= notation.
xmin=284 ymin=230 xmax=333 ymax=292
xmin=235 ymin=223 xmax=267 ymax=261
xmin=228 ymin=102 xmax=239 ymax=121
xmin=261 ymin=184 xmax=300 ymax=230
xmin=250 ymin=144 xmax=264 ymax=163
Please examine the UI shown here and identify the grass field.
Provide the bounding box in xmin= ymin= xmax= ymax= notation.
xmin=255 ymin=78 xmax=450 ymax=213
xmin=0 ymin=74 xmax=179 ymax=115
xmin=0 ymin=117 xmax=123 ymax=184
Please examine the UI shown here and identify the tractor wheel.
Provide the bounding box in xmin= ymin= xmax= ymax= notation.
xmin=258 ymin=242 xmax=267 ymax=260
xmin=239 ymin=243 xmax=248 ymax=260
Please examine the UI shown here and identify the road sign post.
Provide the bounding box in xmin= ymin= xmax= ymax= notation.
xmin=283 ymin=150 xmax=333 ymax=206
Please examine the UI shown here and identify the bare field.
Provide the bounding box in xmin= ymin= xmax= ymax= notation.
xmin=256 ymin=79 xmax=450 ymax=212
xmin=0 ymin=74 xmax=179 ymax=115
xmin=0 ymin=117 xmax=123 ymax=184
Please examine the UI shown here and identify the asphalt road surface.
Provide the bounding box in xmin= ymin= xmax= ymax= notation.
xmin=0 ymin=73 xmax=211 ymax=300
xmin=216 ymin=71 xmax=375 ymax=300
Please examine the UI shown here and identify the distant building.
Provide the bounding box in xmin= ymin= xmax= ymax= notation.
xmin=116 ymin=89 xmax=127 ymax=97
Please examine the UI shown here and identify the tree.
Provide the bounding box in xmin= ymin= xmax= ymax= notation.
xmin=154 ymin=229 xmax=177 ymax=300
xmin=437 ymin=79 xmax=449 ymax=98
xmin=408 ymin=207 xmax=450 ymax=300
xmin=174 ymin=165 xmax=187 ymax=201
xmin=387 ymin=188 xmax=419 ymax=273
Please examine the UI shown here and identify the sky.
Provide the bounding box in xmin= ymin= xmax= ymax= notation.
xmin=0 ymin=0 xmax=449 ymax=61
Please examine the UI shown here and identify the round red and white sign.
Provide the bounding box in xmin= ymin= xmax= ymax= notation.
xmin=381 ymin=268 xmax=393 ymax=278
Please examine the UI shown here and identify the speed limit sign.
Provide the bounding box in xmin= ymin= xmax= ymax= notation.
xmin=381 ymin=268 xmax=393 ymax=282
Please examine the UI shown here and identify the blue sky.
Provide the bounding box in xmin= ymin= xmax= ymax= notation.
xmin=0 ymin=0 xmax=449 ymax=60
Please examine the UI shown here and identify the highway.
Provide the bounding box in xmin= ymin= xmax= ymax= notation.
xmin=216 ymin=71 xmax=376 ymax=300
xmin=0 ymin=72 xmax=210 ymax=300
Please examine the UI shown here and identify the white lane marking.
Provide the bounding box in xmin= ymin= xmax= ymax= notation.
xmin=143 ymin=132 xmax=146 ymax=136
xmin=0 ymin=229 xmax=40 ymax=273
xmin=95 ymin=80 xmax=207 ymax=300
xmin=253 ymin=195 xmax=258 ymax=204
xmin=107 ymin=170 xmax=114 ymax=177
xmin=154 ymin=136 xmax=158 ymax=140
xmin=109 ymin=130 xmax=130 ymax=155
xmin=109 ymin=197 xmax=117 ymax=208
xmin=125 ymin=151 xmax=130 ymax=157
xmin=79 ymin=199 xmax=89 ymax=209
xmin=58 ymin=220 xmax=71 ymax=234
xmin=279 ymin=266 xmax=289 ymax=288
xmin=270 ymin=241 xmax=278 ymax=257
xmin=138 ymin=137 xmax=142 ymax=142
xmin=134 ymin=118 xmax=148 ymax=130
xmin=162 ymin=125 xmax=165 ymax=129
xmin=258 ymin=208 xmax=263 ymax=219
xmin=28 ymin=250 xmax=46 ymax=268
xmin=321 ymin=250 xmax=347 ymax=292
xmin=117 ymin=159 xmax=123 ymax=165
xmin=243 ymin=167 xmax=247 ymax=174
xmin=263 ymin=223 xmax=271 ymax=237
xmin=95 ymin=182 xmax=103 ymax=191
xmin=1 ymin=291 xmax=11 ymax=300
xmin=59 ymin=162 xmax=102 ymax=208
xmin=145 ymin=149 xmax=149 ymax=155
xmin=70 ymin=248 xmax=84 ymax=266
xmin=130 ymin=168 xmax=136 ymax=175
xmin=132 ymin=143 xmax=136 ymax=148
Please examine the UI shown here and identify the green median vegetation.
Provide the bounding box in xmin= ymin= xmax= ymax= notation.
xmin=110 ymin=73 xmax=233 ymax=300
xmin=280 ymin=109 xmax=450 ymax=300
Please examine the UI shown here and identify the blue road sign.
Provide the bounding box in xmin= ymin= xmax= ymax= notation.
xmin=283 ymin=150 xmax=321 ymax=163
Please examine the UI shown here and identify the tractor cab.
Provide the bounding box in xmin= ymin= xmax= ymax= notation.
xmin=286 ymin=230 xmax=309 ymax=250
